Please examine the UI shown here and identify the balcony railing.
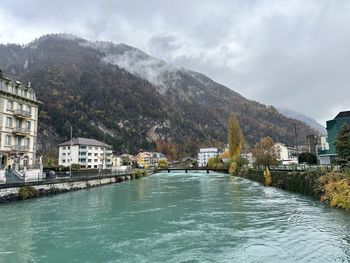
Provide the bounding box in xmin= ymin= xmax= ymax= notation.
xmin=13 ymin=145 xmax=29 ymax=152
xmin=14 ymin=109 xmax=31 ymax=118
xmin=12 ymin=127 xmax=30 ymax=135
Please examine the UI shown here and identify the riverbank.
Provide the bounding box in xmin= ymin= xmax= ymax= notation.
xmin=0 ymin=170 xmax=151 ymax=203
xmin=238 ymin=169 xmax=350 ymax=210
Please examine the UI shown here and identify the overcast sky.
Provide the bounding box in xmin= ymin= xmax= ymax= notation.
xmin=1 ymin=0 xmax=349 ymax=124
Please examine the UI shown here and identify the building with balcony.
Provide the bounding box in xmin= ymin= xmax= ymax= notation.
xmin=136 ymin=152 xmax=154 ymax=168
xmin=58 ymin=138 xmax=112 ymax=169
xmin=0 ymin=69 xmax=40 ymax=181
xmin=197 ymin=148 xmax=221 ymax=167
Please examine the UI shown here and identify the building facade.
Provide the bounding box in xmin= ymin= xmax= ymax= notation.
xmin=197 ymin=148 xmax=220 ymax=167
xmin=136 ymin=152 xmax=154 ymax=168
xmin=274 ymin=143 xmax=298 ymax=165
xmin=0 ymin=70 xmax=39 ymax=172
xmin=318 ymin=111 xmax=350 ymax=165
xmin=58 ymin=138 xmax=112 ymax=169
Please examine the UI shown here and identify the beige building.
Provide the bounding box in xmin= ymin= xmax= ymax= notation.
xmin=0 ymin=70 xmax=40 ymax=180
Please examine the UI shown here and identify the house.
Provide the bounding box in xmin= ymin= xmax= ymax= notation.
xmin=120 ymin=154 xmax=136 ymax=167
xmin=58 ymin=138 xmax=112 ymax=169
xmin=136 ymin=152 xmax=154 ymax=168
xmin=0 ymin=70 xmax=41 ymax=182
xmin=197 ymin=148 xmax=220 ymax=167
xmin=111 ymin=155 xmax=122 ymax=167
xmin=318 ymin=111 xmax=350 ymax=165
xmin=274 ymin=143 xmax=298 ymax=165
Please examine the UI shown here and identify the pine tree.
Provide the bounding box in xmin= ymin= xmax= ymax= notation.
xmin=227 ymin=113 xmax=244 ymax=157
xmin=335 ymin=124 xmax=350 ymax=168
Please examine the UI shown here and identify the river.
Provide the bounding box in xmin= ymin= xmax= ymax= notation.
xmin=0 ymin=172 xmax=349 ymax=262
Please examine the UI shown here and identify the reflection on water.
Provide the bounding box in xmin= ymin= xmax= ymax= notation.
xmin=0 ymin=172 xmax=349 ymax=263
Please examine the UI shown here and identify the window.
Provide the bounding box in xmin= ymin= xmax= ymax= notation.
xmin=7 ymin=100 xmax=13 ymax=110
xmin=62 ymin=160 xmax=66 ymax=163
xmin=26 ymin=121 xmax=31 ymax=130
xmin=80 ymin=146 xmax=87 ymax=149
xmin=88 ymin=159 xmax=92 ymax=163
xmin=88 ymin=153 xmax=92 ymax=156
xmin=94 ymin=159 xmax=98 ymax=162
xmin=6 ymin=117 xmax=12 ymax=127
xmin=63 ymin=147 xmax=66 ymax=150
xmin=94 ymin=153 xmax=98 ymax=156
xmin=95 ymin=147 xmax=98 ymax=150
xmin=27 ymin=106 xmax=31 ymax=114
xmin=18 ymin=103 xmax=23 ymax=110
xmin=88 ymin=147 xmax=92 ymax=150
xmin=25 ymin=138 xmax=30 ymax=147
xmin=62 ymin=153 xmax=66 ymax=156
xmin=94 ymin=165 xmax=98 ymax=169
xmin=79 ymin=152 xmax=86 ymax=156
xmin=5 ymin=135 xmax=11 ymax=145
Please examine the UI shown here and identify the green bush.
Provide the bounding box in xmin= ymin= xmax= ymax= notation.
xmin=71 ymin=163 xmax=81 ymax=170
xmin=18 ymin=186 xmax=38 ymax=200
xmin=135 ymin=169 xmax=143 ymax=179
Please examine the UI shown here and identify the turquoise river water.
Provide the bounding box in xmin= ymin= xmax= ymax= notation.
xmin=0 ymin=172 xmax=349 ymax=263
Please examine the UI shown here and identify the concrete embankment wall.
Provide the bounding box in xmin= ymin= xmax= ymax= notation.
xmin=0 ymin=175 xmax=132 ymax=203
xmin=239 ymin=170 xmax=326 ymax=197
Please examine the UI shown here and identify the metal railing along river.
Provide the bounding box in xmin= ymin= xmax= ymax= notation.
xmin=0 ymin=168 xmax=155 ymax=189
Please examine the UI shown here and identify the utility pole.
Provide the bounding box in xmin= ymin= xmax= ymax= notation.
xmin=294 ymin=123 xmax=299 ymax=165
xmin=69 ymin=126 xmax=72 ymax=177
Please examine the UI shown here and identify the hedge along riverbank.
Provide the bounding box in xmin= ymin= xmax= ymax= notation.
xmin=238 ymin=169 xmax=327 ymax=198
xmin=238 ymin=169 xmax=350 ymax=210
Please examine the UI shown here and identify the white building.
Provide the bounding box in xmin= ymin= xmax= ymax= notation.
xmin=58 ymin=138 xmax=112 ymax=169
xmin=0 ymin=70 xmax=41 ymax=182
xmin=318 ymin=136 xmax=331 ymax=165
xmin=274 ymin=143 xmax=298 ymax=165
xmin=197 ymin=148 xmax=220 ymax=167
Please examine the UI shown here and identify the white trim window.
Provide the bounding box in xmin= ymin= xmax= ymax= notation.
xmin=5 ymin=135 xmax=11 ymax=146
xmin=7 ymin=100 xmax=13 ymax=110
xmin=6 ymin=117 xmax=12 ymax=128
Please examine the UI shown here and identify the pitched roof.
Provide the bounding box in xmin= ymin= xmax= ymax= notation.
xmin=335 ymin=111 xmax=350 ymax=119
xmin=58 ymin=137 xmax=112 ymax=148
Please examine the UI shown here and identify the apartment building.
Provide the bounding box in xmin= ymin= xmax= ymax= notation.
xmin=58 ymin=138 xmax=112 ymax=169
xmin=197 ymin=148 xmax=220 ymax=167
xmin=0 ymin=70 xmax=39 ymax=171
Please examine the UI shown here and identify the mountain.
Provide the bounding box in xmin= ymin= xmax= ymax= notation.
xmin=277 ymin=108 xmax=326 ymax=135
xmin=0 ymin=34 xmax=318 ymax=158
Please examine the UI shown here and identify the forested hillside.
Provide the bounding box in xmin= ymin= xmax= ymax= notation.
xmin=0 ymin=34 xmax=318 ymax=158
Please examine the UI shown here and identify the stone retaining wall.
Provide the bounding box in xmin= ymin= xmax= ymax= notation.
xmin=0 ymin=175 xmax=132 ymax=203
